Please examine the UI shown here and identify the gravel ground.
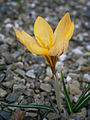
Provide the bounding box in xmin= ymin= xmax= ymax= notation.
xmin=0 ymin=0 xmax=90 ymax=120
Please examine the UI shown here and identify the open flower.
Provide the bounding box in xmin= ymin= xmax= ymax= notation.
xmin=14 ymin=12 xmax=74 ymax=74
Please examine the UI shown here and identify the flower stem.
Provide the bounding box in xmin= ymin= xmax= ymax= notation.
xmin=54 ymin=74 xmax=61 ymax=113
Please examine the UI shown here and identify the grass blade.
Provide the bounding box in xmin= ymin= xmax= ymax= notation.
xmin=0 ymin=103 xmax=55 ymax=112
xmin=73 ymin=92 xmax=90 ymax=112
xmin=73 ymin=84 xmax=90 ymax=112
xmin=61 ymin=71 xmax=73 ymax=114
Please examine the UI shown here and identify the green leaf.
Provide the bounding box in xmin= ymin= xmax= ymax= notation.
xmin=73 ymin=92 xmax=90 ymax=112
xmin=61 ymin=71 xmax=73 ymax=114
xmin=0 ymin=103 xmax=55 ymax=112
xmin=73 ymin=84 xmax=90 ymax=112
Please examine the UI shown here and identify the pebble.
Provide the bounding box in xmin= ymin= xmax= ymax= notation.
xmin=72 ymin=47 xmax=83 ymax=56
xmin=88 ymin=109 xmax=90 ymax=118
xmin=46 ymin=67 xmax=53 ymax=78
xmin=0 ymin=88 xmax=7 ymax=97
xmin=0 ymin=111 xmax=11 ymax=120
xmin=56 ymin=61 xmax=64 ymax=72
xmin=26 ymin=70 xmax=36 ymax=78
xmin=24 ymin=89 xmax=34 ymax=96
xmin=86 ymin=45 xmax=90 ymax=51
xmin=6 ymin=93 xmax=20 ymax=102
xmin=72 ymin=80 xmax=80 ymax=88
xmin=0 ymin=73 xmax=5 ymax=82
xmin=59 ymin=54 xmax=67 ymax=62
xmin=2 ymin=81 xmax=14 ymax=89
xmin=40 ymin=83 xmax=51 ymax=92
xmin=13 ymin=84 xmax=26 ymax=93
xmin=84 ymin=74 xmax=90 ymax=83
xmin=77 ymin=57 xmax=87 ymax=65
xmin=69 ymin=84 xmax=81 ymax=95
xmin=14 ymin=68 xmax=25 ymax=77
xmin=66 ymin=75 xmax=72 ymax=83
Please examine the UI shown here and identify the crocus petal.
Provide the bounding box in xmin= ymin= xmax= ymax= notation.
xmin=54 ymin=12 xmax=71 ymax=41
xmin=49 ymin=21 xmax=74 ymax=56
xmin=34 ymin=16 xmax=54 ymax=48
xmin=14 ymin=28 xmax=49 ymax=55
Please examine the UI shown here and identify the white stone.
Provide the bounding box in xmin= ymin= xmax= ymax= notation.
xmin=84 ymin=74 xmax=90 ymax=83
xmin=66 ymin=75 xmax=72 ymax=83
xmin=26 ymin=70 xmax=35 ymax=78
xmin=6 ymin=23 xmax=13 ymax=28
xmin=59 ymin=54 xmax=67 ymax=62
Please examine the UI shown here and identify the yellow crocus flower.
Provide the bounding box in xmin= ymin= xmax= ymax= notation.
xmin=14 ymin=12 xmax=74 ymax=74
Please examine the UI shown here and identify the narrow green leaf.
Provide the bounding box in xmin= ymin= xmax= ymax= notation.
xmin=61 ymin=71 xmax=73 ymax=114
xmin=73 ymin=84 xmax=90 ymax=112
xmin=0 ymin=103 xmax=55 ymax=112
xmin=73 ymin=92 xmax=90 ymax=112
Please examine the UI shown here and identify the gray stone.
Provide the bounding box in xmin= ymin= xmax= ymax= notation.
xmin=0 ymin=73 xmax=5 ymax=82
xmin=72 ymin=47 xmax=83 ymax=56
xmin=0 ymin=111 xmax=11 ymax=120
xmin=15 ymin=68 xmax=25 ymax=77
xmin=2 ymin=81 xmax=14 ymax=89
xmin=24 ymin=89 xmax=34 ymax=96
xmin=72 ymin=80 xmax=80 ymax=88
xmin=77 ymin=57 xmax=87 ymax=65
xmin=6 ymin=93 xmax=20 ymax=102
xmin=0 ymin=88 xmax=7 ymax=97
xmin=69 ymin=84 xmax=81 ymax=95
xmin=88 ymin=109 xmax=90 ymax=117
xmin=40 ymin=83 xmax=51 ymax=92
xmin=26 ymin=70 xmax=35 ymax=78
xmin=46 ymin=67 xmax=53 ymax=78
xmin=13 ymin=84 xmax=26 ymax=93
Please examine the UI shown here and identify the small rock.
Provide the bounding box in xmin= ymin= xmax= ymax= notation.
xmin=86 ymin=45 xmax=90 ymax=51
xmin=40 ymin=83 xmax=51 ymax=92
xmin=46 ymin=67 xmax=53 ymax=78
xmin=69 ymin=84 xmax=81 ymax=95
xmin=15 ymin=68 xmax=25 ymax=77
xmin=66 ymin=75 xmax=72 ymax=83
xmin=59 ymin=54 xmax=67 ymax=61
xmin=24 ymin=89 xmax=34 ymax=96
xmin=72 ymin=80 xmax=80 ymax=88
xmin=16 ymin=62 xmax=24 ymax=69
xmin=56 ymin=61 xmax=64 ymax=72
xmin=26 ymin=70 xmax=35 ymax=78
xmin=47 ymin=112 xmax=60 ymax=120
xmin=84 ymin=74 xmax=90 ymax=83
xmin=72 ymin=47 xmax=83 ymax=56
xmin=76 ymin=115 xmax=81 ymax=120
xmin=77 ymin=57 xmax=87 ymax=65
xmin=0 ymin=111 xmax=11 ymax=120
xmin=5 ymin=54 xmax=15 ymax=64
xmin=0 ymin=73 xmax=5 ymax=82
xmin=13 ymin=84 xmax=26 ymax=93
xmin=77 ymin=108 xmax=87 ymax=118
xmin=0 ymin=88 xmax=7 ymax=97
xmin=6 ymin=93 xmax=20 ymax=102
xmin=88 ymin=109 xmax=90 ymax=117
xmin=2 ymin=81 xmax=14 ymax=89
